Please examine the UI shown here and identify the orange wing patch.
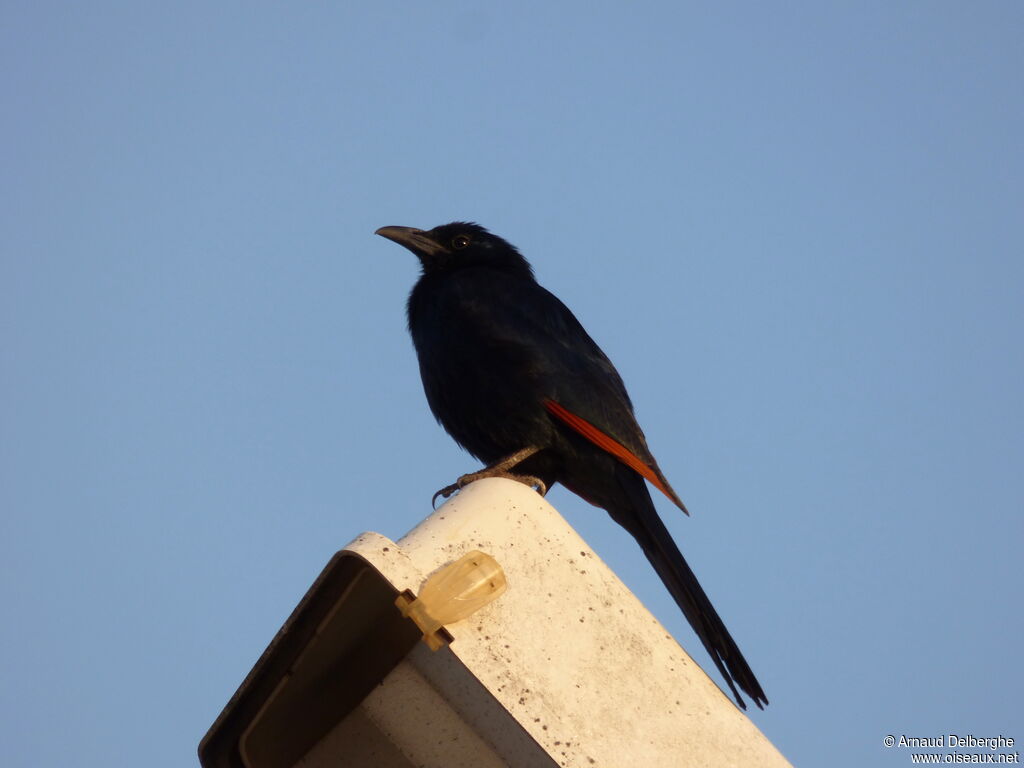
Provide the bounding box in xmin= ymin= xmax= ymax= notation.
xmin=544 ymin=399 xmax=684 ymax=511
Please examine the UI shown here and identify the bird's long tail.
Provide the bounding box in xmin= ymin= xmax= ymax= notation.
xmin=610 ymin=470 xmax=768 ymax=710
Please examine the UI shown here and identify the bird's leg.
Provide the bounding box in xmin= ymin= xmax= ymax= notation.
xmin=432 ymin=446 xmax=546 ymax=507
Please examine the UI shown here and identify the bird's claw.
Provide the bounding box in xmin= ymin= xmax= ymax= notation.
xmin=431 ymin=472 xmax=547 ymax=509
xmin=431 ymin=482 xmax=461 ymax=509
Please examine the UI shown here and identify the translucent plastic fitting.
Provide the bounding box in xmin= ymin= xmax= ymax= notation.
xmin=396 ymin=550 xmax=507 ymax=650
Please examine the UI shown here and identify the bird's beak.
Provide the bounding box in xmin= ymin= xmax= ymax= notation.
xmin=375 ymin=226 xmax=449 ymax=257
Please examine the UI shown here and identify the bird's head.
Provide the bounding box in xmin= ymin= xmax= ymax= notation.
xmin=375 ymin=222 xmax=534 ymax=279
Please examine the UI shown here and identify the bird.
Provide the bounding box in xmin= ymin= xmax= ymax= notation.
xmin=376 ymin=221 xmax=767 ymax=710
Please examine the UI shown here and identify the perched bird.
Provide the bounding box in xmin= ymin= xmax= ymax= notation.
xmin=376 ymin=221 xmax=767 ymax=710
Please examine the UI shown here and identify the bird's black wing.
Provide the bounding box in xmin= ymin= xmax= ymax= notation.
xmin=447 ymin=270 xmax=687 ymax=511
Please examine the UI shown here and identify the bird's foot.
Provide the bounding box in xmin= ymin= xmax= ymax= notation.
xmin=432 ymin=469 xmax=548 ymax=508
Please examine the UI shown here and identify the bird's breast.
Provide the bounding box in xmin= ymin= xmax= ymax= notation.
xmin=407 ymin=279 xmax=555 ymax=462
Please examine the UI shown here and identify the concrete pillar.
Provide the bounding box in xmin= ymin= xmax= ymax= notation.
xmin=200 ymin=478 xmax=790 ymax=768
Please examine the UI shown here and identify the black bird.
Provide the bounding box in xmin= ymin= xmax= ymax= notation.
xmin=376 ymin=221 xmax=767 ymax=710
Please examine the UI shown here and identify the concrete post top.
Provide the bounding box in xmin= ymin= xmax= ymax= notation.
xmin=200 ymin=478 xmax=790 ymax=768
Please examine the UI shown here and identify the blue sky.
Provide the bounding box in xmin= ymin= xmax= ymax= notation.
xmin=2 ymin=2 xmax=1022 ymax=766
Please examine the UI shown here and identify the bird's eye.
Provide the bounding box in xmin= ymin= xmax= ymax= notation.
xmin=452 ymin=234 xmax=471 ymax=249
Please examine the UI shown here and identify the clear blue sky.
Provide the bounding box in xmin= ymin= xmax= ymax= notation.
xmin=3 ymin=2 xmax=1021 ymax=766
